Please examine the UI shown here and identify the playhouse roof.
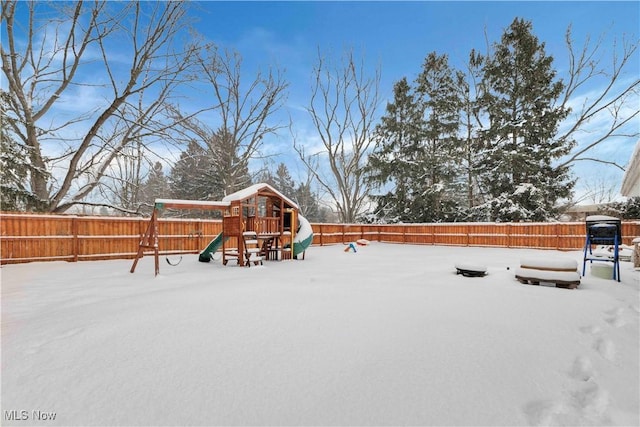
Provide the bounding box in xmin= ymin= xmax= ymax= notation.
xmin=222 ymin=183 xmax=299 ymax=210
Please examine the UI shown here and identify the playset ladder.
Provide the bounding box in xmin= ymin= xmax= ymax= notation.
xmin=243 ymin=231 xmax=263 ymax=267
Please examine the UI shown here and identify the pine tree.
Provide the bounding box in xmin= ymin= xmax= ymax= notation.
xmin=0 ymin=136 xmax=34 ymax=211
xmin=169 ymin=141 xmax=216 ymax=201
xmin=478 ymin=18 xmax=573 ymax=221
xmin=272 ymin=163 xmax=295 ymax=196
xmin=367 ymin=77 xmax=425 ymax=222
xmin=0 ymin=91 xmax=41 ymax=211
xmin=209 ymin=128 xmax=251 ymax=196
xmin=140 ymin=162 xmax=170 ymax=205
xmin=414 ymin=52 xmax=464 ymax=222
xmin=293 ymin=182 xmax=319 ymax=221
xmin=169 ymin=128 xmax=252 ymax=204
xmin=368 ymin=53 xmax=464 ymax=223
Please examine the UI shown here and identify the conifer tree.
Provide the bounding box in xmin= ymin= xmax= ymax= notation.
xmin=293 ymin=182 xmax=324 ymax=222
xmin=414 ymin=52 xmax=464 ymax=221
xmin=140 ymin=162 xmax=171 ymax=206
xmin=0 ymin=135 xmax=37 ymax=211
xmin=478 ymin=18 xmax=573 ymax=221
xmin=169 ymin=141 xmax=217 ymax=201
xmin=367 ymin=77 xmax=425 ymax=222
xmin=368 ymin=53 xmax=463 ymax=223
xmin=272 ymin=163 xmax=295 ymax=196
xmin=0 ymin=91 xmax=41 ymax=211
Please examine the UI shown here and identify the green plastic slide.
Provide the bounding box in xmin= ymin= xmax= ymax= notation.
xmin=198 ymin=233 xmax=225 ymax=262
xmin=293 ymin=215 xmax=313 ymax=257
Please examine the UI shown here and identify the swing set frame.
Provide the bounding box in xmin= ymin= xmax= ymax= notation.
xmin=129 ymin=199 xmax=229 ymax=276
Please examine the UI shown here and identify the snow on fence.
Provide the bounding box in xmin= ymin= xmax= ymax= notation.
xmin=1 ymin=212 xmax=639 ymax=264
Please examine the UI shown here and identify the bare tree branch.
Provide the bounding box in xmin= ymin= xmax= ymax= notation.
xmin=294 ymin=49 xmax=380 ymax=223
xmin=1 ymin=1 xmax=202 ymax=213
xmin=556 ymin=27 xmax=640 ymax=169
xmin=169 ymin=45 xmax=288 ymax=196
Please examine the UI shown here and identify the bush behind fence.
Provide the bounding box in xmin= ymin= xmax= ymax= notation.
xmin=1 ymin=213 xmax=639 ymax=264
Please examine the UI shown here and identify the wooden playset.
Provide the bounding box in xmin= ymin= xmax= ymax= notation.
xmin=130 ymin=183 xmax=310 ymax=275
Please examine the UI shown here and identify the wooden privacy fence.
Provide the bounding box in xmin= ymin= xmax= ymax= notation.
xmin=311 ymin=222 xmax=640 ymax=249
xmin=1 ymin=212 xmax=639 ymax=264
xmin=0 ymin=213 xmax=222 ymax=264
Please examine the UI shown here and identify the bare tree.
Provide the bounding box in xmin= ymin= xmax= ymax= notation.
xmin=582 ymin=175 xmax=621 ymax=205
xmin=169 ymin=46 xmax=288 ymax=196
xmin=556 ymin=27 xmax=639 ymax=170
xmin=1 ymin=1 xmax=201 ymax=212
xmin=294 ymin=49 xmax=380 ymax=223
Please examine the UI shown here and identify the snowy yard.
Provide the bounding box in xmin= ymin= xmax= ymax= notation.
xmin=2 ymin=243 xmax=639 ymax=426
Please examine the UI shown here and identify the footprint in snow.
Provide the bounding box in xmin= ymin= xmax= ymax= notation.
xmin=604 ymin=307 xmax=627 ymax=328
xmin=569 ymin=356 xmax=595 ymax=382
xmin=579 ymin=325 xmax=601 ymax=335
xmin=569 ymin=383 xmax=611 ymax=422
xmin=593 ymin=337 xmax=616 ymax=361
xmin=523 ymin=383 xmax=611 ymax=426
xmin=523 ymin=399 xmax=568 ymax=426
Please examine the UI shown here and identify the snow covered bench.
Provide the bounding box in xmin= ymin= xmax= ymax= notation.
xmin=515 ymin=257 xmax=580 ymax=289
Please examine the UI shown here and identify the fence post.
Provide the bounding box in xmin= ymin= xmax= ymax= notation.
xmin=506 ymin=223 xmax=511 ymax=248
xmin=466 ymin=224 xmax=470 ymax=247
xmin=71 ymin=216 xmax=79 ymax=262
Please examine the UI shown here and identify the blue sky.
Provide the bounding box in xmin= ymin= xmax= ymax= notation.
xmin=4 ymin=1 xmax=638 ymax=205
xmin=188 ymin=1 xmax=639 ymax=201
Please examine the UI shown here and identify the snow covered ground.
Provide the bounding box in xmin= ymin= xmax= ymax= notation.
xmin=2 ymin=243 xmax=639 ymax=426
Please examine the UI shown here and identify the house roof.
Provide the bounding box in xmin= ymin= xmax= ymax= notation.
xmin=222 ymin=183 xmax=299 ymax=209
xmin=621 ymin=140 xmax=640 ymax=197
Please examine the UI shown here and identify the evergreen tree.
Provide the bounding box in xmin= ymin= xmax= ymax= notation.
xmin=0 ymin=135 xmax=35 ymax=211
xmin=368 ymin=53 xmax=464 ymax=223
xmin=210 ymin=128 xmax=251 ymax=196
xmin=169 ymin=128 xmax=252 ymax=204
xmin=414 ymin=52 xmax=464 ymax=222
xmin=367 ymin=77 xmax=425 ymax=222
xmin=256 ymin=167 xmax=277 ymax=188
xmin=622 ymin=197 xmax=640 ymax=219
xmin=478 ymin=18 xmax=573 ymax=221
xmin=607 ymin=197 xmax=640 ymax=220
xmin=272 ymin=163 xmax=295 ymax=196
xmin=293 ymin=182 xmax=320 ymax=221
xmin=169 ymin=141 xmax=216 ymax=201
xmin=140 ymin=162 xmax=170 ymax=206
xmin=0 ymin=91 xmax=42 ymax=211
